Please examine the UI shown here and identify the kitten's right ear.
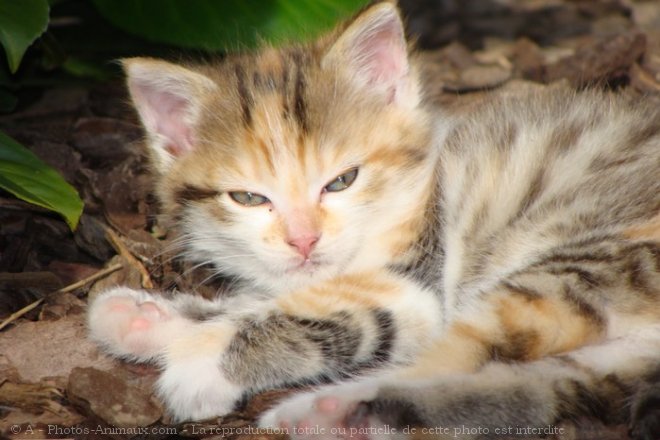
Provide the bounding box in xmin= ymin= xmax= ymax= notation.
xmin=122 ymin=58 xmax=217 ymax=171
xmin=322 ymin=1 xmax=417 ymax=108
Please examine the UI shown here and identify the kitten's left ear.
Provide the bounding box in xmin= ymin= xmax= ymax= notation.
xmin=322 ymin=1 xmax=417 ymax=108
xmin=122 ymin=58 xmax=218 ymax=172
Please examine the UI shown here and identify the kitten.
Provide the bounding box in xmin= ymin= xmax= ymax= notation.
xmin=88 ymin=1 xmax=660 ymax=438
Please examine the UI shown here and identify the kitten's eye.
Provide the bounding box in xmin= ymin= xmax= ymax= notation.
xmin=228 ymin=191 xmax=270 ymax=206
xmin=324 ymin=168 xmax=359 ymax=193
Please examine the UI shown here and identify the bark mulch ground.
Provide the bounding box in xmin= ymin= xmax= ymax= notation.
xmin=1 ymin=1 xmax=659 ymax=439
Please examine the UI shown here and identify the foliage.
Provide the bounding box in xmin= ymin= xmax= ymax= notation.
xmin=0 ymin=131 xmax=83 ymax=230
xmin=0 ymin=0 xmax=49 ymax=73
xmin=91 ymin=0 xmax=367 ymax=50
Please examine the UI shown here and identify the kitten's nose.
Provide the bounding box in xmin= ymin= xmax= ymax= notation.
xmin=287 ymin=234 xmax=320 ymax=259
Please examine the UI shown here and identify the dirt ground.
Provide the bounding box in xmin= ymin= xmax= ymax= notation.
xmin=1 ymin=1 xmax=659 ymax=439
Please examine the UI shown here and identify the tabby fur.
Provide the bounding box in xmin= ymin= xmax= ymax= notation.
xmin=88 ymin=2 xmax=660 ymax=438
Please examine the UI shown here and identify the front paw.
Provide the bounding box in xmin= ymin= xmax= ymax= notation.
xmin=259 ymin=382 xmax=383 ymax=440
xmin=157 ymin=356 xmax=244 ymax=422
xmin=88 ymin=287 xmax=188 ymax=361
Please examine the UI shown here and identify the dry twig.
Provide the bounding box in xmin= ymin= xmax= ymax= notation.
xmin=103 ymin=225 xmax=155 ymax=289
xmin=0 ymin=263 xmax=122 ymax=331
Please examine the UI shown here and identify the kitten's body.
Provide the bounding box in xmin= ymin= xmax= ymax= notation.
xmin=88 ymin=2 xmax=660 ymax=438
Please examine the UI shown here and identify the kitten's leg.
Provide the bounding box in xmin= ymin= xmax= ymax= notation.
xmin=95 ymin=238 xmax=659 ymax=422
xmin=396 ymin=237 xmax=660 ymax=378
xmin=91 ymin=271 xmax=442 ymax=421
xmin=261 ymin=324 xmax=660 ymax=440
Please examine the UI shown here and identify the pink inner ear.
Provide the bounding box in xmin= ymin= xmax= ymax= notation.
xmin=132 ymin=82 xmax=195 ymax=157
xmin=153 ymin=92 xmax=194 ymax=157
xmin=352 ymin=15 xmax=408 ymax=97
xmin=360 ymin=30 xmax=407 ymax=85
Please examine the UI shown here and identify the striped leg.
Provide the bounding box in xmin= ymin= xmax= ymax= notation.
xmin=260 ymin=324 xmax=660 ymax=440
xmin=89 ymin=271 xmax=442 ymax=421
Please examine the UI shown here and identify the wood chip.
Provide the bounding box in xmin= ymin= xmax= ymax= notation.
xmin=67 ymin=367 xmax=162 ymax=427
xmin=104 ymin=226 xmax=154 ymax=289
xmin=543 ymin=32 xmax=647 ymax=86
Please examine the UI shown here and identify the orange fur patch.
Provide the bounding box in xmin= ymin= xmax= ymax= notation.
xmin=167 ymin=323 xmax=236 ymax=361
xmin=397 ymin=288 xmax=606 ymax=379
xmin=623 ymin=212 xmax=660 ymax=241
xmin=397 ymin=322 xmax=496 ymax=378
xmin=276 ymin=272 xmax=400 ymax=318
xmin=492 ymin=293 xmax=603 ymax=360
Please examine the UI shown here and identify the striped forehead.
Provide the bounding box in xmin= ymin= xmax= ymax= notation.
xmin=227 ymin=49 xmax=332 ymax=182
xmin=233 ymin=47 xmax=311 ymax=134
xmin=238 ymin=117 xmax=316 ymax=183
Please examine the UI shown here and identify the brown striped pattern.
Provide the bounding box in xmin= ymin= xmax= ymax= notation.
xmin=119 ymin=3 xmax=660 ymax=433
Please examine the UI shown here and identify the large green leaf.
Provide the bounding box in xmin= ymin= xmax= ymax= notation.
xmin=0 ymin=131 xmax=83 ymax=230
xmin=0 ymin=0 xmax=50 ymax=73
xmin=91 ymin=0 xmax=368 ymax=50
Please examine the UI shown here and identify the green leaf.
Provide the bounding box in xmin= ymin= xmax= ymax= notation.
xmin=91 ymin=0 xmax=368 ymax=51
xmin=0 ymin=0 xmax=50 ymax=73
xmin=0 ymin=131 xmax=83 ymax=230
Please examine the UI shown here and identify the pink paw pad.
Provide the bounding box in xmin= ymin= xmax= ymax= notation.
xmin=127 ymin=301 xmax=167 ymax=331
xmin=315 ymin=396 xmax=340 ymax=414
xmin=90 ymin=289 xmax=183 ymax=360
xmin=138 ymin=301 xmax=165 ymax=319
xmin=284 ymin=395 xmax=369 ymax=440
xmin=129 ymin=317 xmax=152 ymax=331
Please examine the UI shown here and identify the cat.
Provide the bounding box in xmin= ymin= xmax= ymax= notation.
xmin=88 ymin=1 xmax=660 ymax=438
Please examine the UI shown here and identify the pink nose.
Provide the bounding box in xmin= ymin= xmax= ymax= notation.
xmin=287 ymin=235 xmax=320 ymax=258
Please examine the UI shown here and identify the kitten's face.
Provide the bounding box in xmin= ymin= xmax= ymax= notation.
xmin=168 ymin=79 xmax=430 ymax=289
xmin=125 ymin=2 xmax=435 ymax=291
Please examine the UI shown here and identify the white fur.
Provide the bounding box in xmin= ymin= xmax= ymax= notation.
xmin=88 ymin=287 xmax=190 ymax=362
xmin=156 ymin=354 xmax=243 ymax=421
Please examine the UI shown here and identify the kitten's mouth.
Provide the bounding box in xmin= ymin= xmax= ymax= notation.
xmin=287 ymin=258 xmax=324 ymax=273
